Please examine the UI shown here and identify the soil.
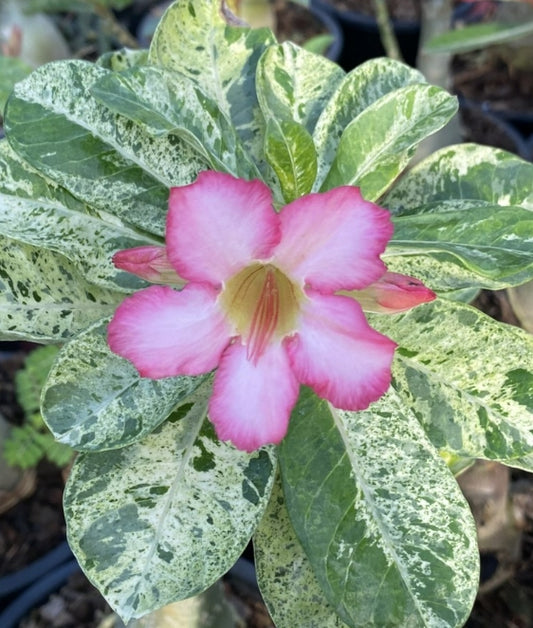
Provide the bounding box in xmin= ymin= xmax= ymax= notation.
xmin=275 ymin=1 xmax=330 ymax=47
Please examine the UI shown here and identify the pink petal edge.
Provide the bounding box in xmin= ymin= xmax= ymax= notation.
xmin=108 ymin=283 xmax=231 ymax=378
xmin=166 ymin=171 xmax=281 ymax=286
xmin=285 ymin=291 xmax=397 ymax=410
xmin=209 ymin=341 xmax=299 ymax=452
xmin=273 ymin=186 xmax=394 ymax=293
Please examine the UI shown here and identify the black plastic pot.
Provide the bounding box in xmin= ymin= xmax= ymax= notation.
xmin=311 ymin=0 xmax=420 ymax=71
xmin=459 ymin=98 xmax=531 ymax=162
xmin=0 ymin=559 xmax=79 ymax=628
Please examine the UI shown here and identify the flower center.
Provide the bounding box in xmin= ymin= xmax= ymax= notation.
xmin=220 ymin=263 xmax=303 ymax=363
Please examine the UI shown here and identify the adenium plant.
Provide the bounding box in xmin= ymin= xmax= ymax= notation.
xmin=0 ymin=1 xmax=532 ymax=626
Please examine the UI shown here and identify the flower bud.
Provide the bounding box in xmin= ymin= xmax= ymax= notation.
xmin=350 ymin=272 xmax=436 ymax=314
xmin=113 ymin=246 xmax=183 ymax=285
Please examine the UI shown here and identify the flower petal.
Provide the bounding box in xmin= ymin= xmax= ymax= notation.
xmin=274 ymin=186 xmax=393 ymax=292
xmin=209 ymin=341 xmax=299 ymax=452
xmin=285 ymin=291 xmax=396 ymax=410
xmin=113 ymin=246 xmax=183 ymax=285
xmin=167 ymin=171 xmax=281 ymax=285
xmin=108 ymin=283 xmax=231 ymax=378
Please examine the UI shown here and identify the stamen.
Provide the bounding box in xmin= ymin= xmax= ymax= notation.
xmin=247 ymin=269 xmax=279 ymax=364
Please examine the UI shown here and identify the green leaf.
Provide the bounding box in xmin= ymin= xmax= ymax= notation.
xmin=96 ymin=48 xmax=149 ymax=71
xmin=383 ymin=143 xmax=533 ymax=214
xmin=425 ymin=21 xmax=533 ymax=55
xmin=4 ymin=60 xmax=207 ymax=237
xmin=370 ymin=299 xmax=533 ymax=470
xmin=302 ymin=34 xmax=334 ymax=56
xmin=64 ymin=400 xmax=276 ymax=622
xmin=386 ymin=202 xmax=533 ymax=289
xmin=0 ymin=55 xmax=32 ymax=112
xmin=279 ymin=387 xmax=478 ymax=628
xmin=254 ymin=475 xmax=348 ymax=628
xmin=313 ymin=58 xmax=426 ymax=189
xmin=264 ymin=118 xmax=317 ymax=203
xmin=148 ymin=0 xmax=275 ymax=165
xmin=16 ymin=345 xmax=59 ymax=416
xmin=256 ymin=41 xmax=344 ymax=135
xmin=42 ymin=318 xmax=208 ymax=452
xmin=321 ymin=84 xmax=458 ymax=200
xmin=0 ymin=139 xmax=155 ymax=292
xmin=90 ymin=66 xmax=260 ymax=179
xmin=0 ymin=235 xmax=121 ymax=342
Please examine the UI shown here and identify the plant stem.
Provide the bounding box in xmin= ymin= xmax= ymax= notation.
xmin=372 ymin=0 xmax=403 ymax=61
xmin=91 ymin=1 xmax=139 ymax=49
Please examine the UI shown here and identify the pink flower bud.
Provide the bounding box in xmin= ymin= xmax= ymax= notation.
xmin=113 ymin=246 xmax=183 ymax=285
xmin=351 ymin=272 xmax=436 ymax=314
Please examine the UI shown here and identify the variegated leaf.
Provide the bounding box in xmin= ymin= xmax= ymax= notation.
xmin=148 ymin=0 xmax=275 ymax=165
xmin=5 ymin=60 xmax=207 ymax=237
xmin=386 ymin=202 xmax=533 ymax=290
xmin=90 ymin=66 xmax=260 ymax=179
xmin=42 ymin=318 xmax=208 ymax=452
xmin=0 ymin=139 xmax=153 ymax=291
xmin=64 ymin=397 xmax=276 ymax=621
xmin=256 ymin=41 xmax=344 ymax=134
xmin=383 ymin=143 xmax=533 ymax=213
xmin=313 ymin=58 xmax=426 ymax=189
xmin=279 ymin=387 xmax=478 ymax=628
xmin=371 ymin=299 xmax=533 ymax=470
xmin=254 ymin=475 xmax=348 ymax=628
xmin=0 ymin=235 xmax=121 ymax=342
xmin=321 ymin=84 xmax=458 ymax=200
xmin=264 ymin=118 xmax=317 ymax=203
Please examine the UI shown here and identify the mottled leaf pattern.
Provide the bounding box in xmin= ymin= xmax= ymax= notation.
xmin=371 ymin=299 xmax=533 ymax=469
xmin=321 ymin=84 xmax=458 ymax=200
xmin=64 ymin=397 xmax=276 ymax=621
xmin=254 ymin=476 xmax=348 ymax=628
xmin=42 ymin=319 xmax=208 ymax=452
xmin=313 ymin=58 xmax=426 ymax=188
xmin=0 ymin=236 xmax=121 ymax=342
xmin=279 ymin=388 xmax=479 ymax=628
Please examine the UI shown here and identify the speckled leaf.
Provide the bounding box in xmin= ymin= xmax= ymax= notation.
xmin=264 ymin=119 xmax=317 ymax=203
xmin=370 ymin=299 xmax=533 ymax=470
xmin=321 ymin=84 xmax=458 ymax=200
xmin=254 ymin=476 xmax=348 ymax=628
xmin=64 ymin=399 xmax=276 ymax=622
xmin=0 ymin=139 xmax=153 ymax=292
xmin=386 ymin=202 xmax=533 ymax=289
xmin=0 ymin=236 xmax=121 ymax=342
xmin=42 ymin=318 xmax=208 ymax=452
xmin=383 ymin=143 xmax=533 ymax=213
xmin=96 ymin=48 xmax=149 ymax=71
xmin=256 ymin=42 xmax=344 ymax=134
xmin=148 ymin=0 xmax=275 ymax=165
xmin=4 ymin=60 xmax=207 ymax=237
xmin=279 ymin=387 xmax=478 ymax=628
xmin=313 ymin=58 xmax=426 ymax=189
xmin=90 ymin=66 xmax=260 ymax=179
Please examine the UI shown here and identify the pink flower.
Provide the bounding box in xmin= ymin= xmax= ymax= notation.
xmin=108 ymin=171 xmax=398 ymax=452
xmin=350 ymin=272 xmax=436 ymax=314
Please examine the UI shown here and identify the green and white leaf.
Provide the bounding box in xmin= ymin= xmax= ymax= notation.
xmin=0 ymin=140 xmax=152 ymax=291
xmin=42 ymin=318 xmax=208 ymax=452
xmin=256 ymin=41 xmax=344 ymax=135
xmin=313 ymin=58 xmax=426 ymax=188
xmin=90 ymin=66 xmax=260 ymax=179
xmin=64 ymin=402 xmax=276 ymax=622
xmin=384 ymin=143 xmax=533 ymax=214
xmin=5 ymin=61 xmax=207 ymax=237
xmin=386 ymin=201 xmax=533 ymax=289
xmin=96 ymin=48 xmax=149 ymax=71
xmin=254 ymin=475 xmax=348 ymax=628
xmin=279 ymin=387 xmax=478 ymax=628
xmin=264 ymin=118 xmax=317 ymax=203
xmin=320 ymin=84 xmax=458 ymax=200
xmin=0 ymin=235 xmax=121 ymax=342
xmin=0 ymin=55 xmax=32 ymax=111
xmin=371 ymin=299 xmax=533 ymax=469
xmin=148 ymin=0 xmax=275 ymax=164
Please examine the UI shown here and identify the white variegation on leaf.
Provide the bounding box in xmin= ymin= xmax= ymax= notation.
xmin=64 ymin=394 xmax=276 ymax=621
xmin=279 ymin=387 xmax=479 ymax=628
xmin=42 ymin=319 xmax=209 ymax=452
